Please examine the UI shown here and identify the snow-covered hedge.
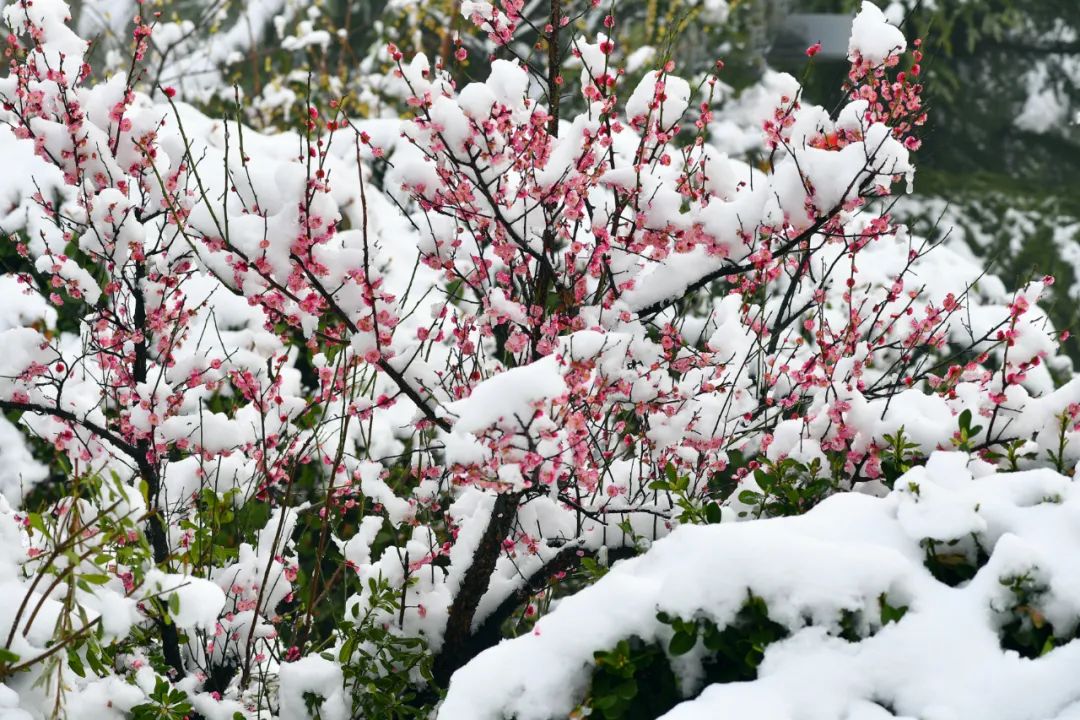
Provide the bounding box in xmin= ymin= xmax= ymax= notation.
xmin=442 ymin=452 xmax=1080 ymax=720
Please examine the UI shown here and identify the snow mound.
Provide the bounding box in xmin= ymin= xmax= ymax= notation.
xmin=849 ymin=1 xmax=907 ymax=65
xmin=441 ymin=452 xmax=1080 ymax=720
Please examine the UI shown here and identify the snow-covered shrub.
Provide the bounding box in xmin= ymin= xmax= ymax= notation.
xmin=0 ymin=0 xmax=1077 ymax=717
xmin=440 ymin=452 xmax=1080 ymax=720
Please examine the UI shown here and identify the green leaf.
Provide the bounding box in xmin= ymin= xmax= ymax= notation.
xmin=615 ymin=679 xmax=638 ymax=700
xmin=959 ymin=408 xmax=973 ymax=432
xmin=704 ymin=502 xmax=723 ymax=524
xmin=85 ymin=644 xmax=107 ymax=676
xmin=67 ymin=648 xmax=86 ymax=677
xmin=879 ymin=594 xmax=909 ymax=625
xmin=668 ymin=630 xmax=698 ymax=656
xmin=1040 ymin=635 xmax=1056 ymax=657
xmin=738 ymin=490 xmax=762 ymax=505
xmin=592 ymin=694 xmax=619 ymax=710
xmin=81 ymin=573 xmax=111 ymax=585
xmin=27 ymin=513 xmax=46 ymax=535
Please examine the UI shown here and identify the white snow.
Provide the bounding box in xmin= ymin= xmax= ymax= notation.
xmin=445 ymin=356 xmax=567 ymax=435
xmin=278 ymin=655 xmax=348 ymax=720
xmin=849 ymin=1 xmax=907 ymax=65
xmin=441 ymin=454 xmax=1080 ymax=720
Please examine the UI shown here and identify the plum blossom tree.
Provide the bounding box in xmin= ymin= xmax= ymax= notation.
xmin=0 ymin=0 xmax=1075 ymax=717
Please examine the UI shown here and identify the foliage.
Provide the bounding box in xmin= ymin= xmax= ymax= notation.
xmin=584 ymin=592 xmax=908 ymax=719
xmin=995 ymin=571 xmax=1068 ymax=660
xmin=586 ymin=638 xmax=681 ymax=720
xmin=660 ymin=595 xmax=788 ymax=682
xmin=130 ymin=677 xmax=194 ymax=720
xmin=439 ymin=456 xmax=1080 ymax=718
xmin=735 ymin=457 xmax=836 ymax=518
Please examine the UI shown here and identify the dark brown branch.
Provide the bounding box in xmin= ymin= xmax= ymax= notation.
xmin=0 ymin=400 xmax=137 ymax=458
xmin=433 ymin=490 xmax=522 ymax=685
xmin=133 ymin=261 xmax=185 ymax=679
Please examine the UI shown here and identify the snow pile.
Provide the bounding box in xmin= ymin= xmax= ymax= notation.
xmin=444 ymin=356 xmax=567 ymax=435
xmin=278 ymin=656 xmax=348 ymax=720
xmin=849 ymin=1 xmax=906 ymax=65
xmin=441 ymin=452 xmax=1080 ymax=720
